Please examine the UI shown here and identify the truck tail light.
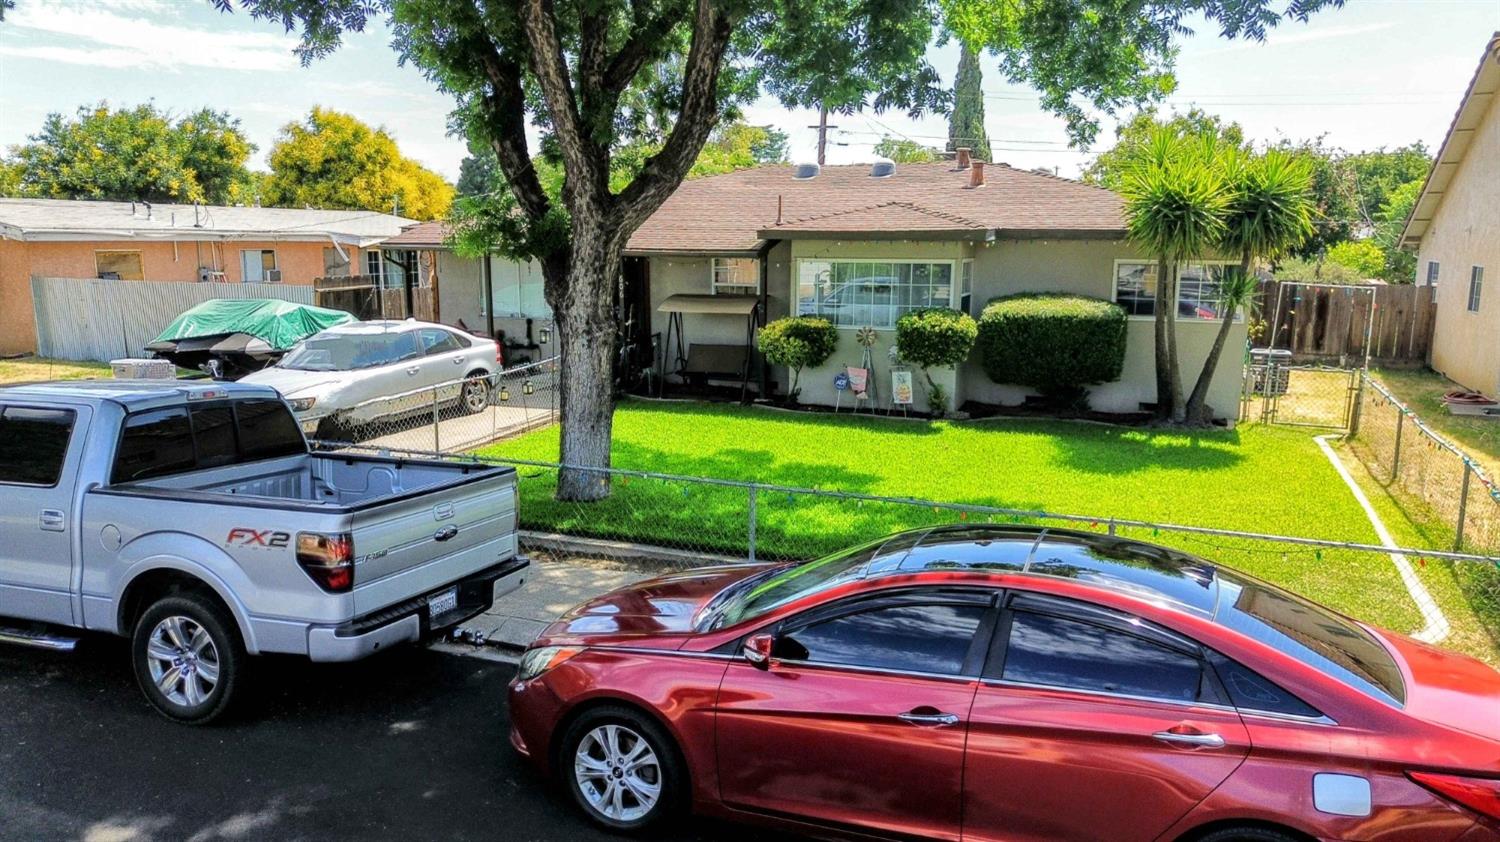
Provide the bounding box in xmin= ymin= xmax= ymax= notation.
xmin=297 ymin=532 xmax=354 ymax=593
xmin=1409 ymin=771 xmax=1500 ymax=822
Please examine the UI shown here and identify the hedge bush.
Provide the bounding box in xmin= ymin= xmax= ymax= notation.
xmin=757 ymin=316 xmax=838 ymax=401
xmin=895 ymin=307 xmax=978 ymax=416
xmin=976 ymin=294 xmax=1126 ymax=406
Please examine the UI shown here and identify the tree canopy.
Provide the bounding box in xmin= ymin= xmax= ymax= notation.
xmin=1 ymin=102 xmax=255 ymax=204
xmin=263 ymin=107 xmax=454 ymax=219
xmin=1083 ymin=107 xmax=1249 ymax=190
xmin=875 ymin=136 xmax=943 ymax=163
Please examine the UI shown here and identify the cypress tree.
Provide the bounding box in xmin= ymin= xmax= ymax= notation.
xmin=948 ymin=43 xmax=990 ymax=162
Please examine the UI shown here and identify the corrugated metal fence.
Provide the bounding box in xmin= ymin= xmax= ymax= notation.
xmin=30 ymin=277 xmax=315 ymax=362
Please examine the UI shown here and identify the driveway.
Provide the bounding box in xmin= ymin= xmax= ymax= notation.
xmin=0 ymin=638 xmax=778 ymax=842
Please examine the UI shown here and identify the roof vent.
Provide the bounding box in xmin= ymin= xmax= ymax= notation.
xmin=792 ymin=162 xmax=820 ymax=180
xmin=870 ymin=161 xmax=896 ymax=178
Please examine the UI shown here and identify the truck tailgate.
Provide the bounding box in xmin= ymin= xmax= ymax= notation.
xmin=349 ymin=467 xmax=518 ymax=615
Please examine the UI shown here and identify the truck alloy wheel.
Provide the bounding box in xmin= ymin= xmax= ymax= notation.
xmin=131 ymin=593 xmax=243 ymax=725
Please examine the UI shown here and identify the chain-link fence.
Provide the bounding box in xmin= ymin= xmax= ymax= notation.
xmin=1240 ymin=362 xmax=1357 ymax=429
xmin=303 ymin=356 xmax=559 ymax=452
xmin=313 ymin=441 xmax=1500 ymax=661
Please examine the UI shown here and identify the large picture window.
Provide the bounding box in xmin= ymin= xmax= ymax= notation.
xmin=796 ymin=259 xmax=955 ymax=328
xmin=1114 ymin=260 xmax=1238 ymax=320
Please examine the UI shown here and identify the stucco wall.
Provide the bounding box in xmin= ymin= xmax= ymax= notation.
xmin=646 ymin=253 xmax=782 ymax=381
xmin=0 ymin=238 xmax=34 ymax=355
xmin=1421 ymin=94 xmax=1500 ymax=396
xmin=434 ymin=251 xmax=549 ymax=352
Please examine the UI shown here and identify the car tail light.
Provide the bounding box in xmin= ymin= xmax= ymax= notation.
xmin=496 ymin=344 xmax=504 ymax=367
xmin=297 ymin=531 xmax=354 ymax=593
xmin=1410 ymin=771 xmax=1500 ymax=821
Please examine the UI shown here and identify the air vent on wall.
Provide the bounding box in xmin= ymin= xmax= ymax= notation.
xmin=792 ymin=162 xmax=820 ymax=179
xmin=870 ymin=161 xmax=896 ymax=178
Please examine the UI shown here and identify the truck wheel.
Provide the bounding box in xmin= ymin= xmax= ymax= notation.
xmin=131 ymin=593 xmax=244 ymax=725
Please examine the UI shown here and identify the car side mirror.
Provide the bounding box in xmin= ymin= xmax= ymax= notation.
xmin=742 ymin=633 xmax=776 ymax=670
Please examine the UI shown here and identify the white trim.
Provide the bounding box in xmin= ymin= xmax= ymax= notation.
xmin=1112 ymin=258 xmax=1244 ymax=323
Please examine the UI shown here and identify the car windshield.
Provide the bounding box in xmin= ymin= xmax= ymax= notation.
xmin=703 ymin=538 xmax=890 ymax=631
xmin=279 ymin=331 xmax=421 ymax=371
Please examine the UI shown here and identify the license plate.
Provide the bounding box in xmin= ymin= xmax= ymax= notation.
xmin=428 ymin=587 xmax=459 ymax=618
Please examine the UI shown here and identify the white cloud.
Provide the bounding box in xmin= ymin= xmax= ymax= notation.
xmin=5 ymin=1 xmax=300 ymax=72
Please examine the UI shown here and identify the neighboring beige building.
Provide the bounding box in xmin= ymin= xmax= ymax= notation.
xmin=624 ymin=160 xmax=1246 ymax=418
xmin=1402 ymin=32 xmax=1500 ymax=396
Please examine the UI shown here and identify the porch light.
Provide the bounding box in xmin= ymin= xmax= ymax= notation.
xmin=539 ymin=326 xmax=551 ymax=343
xmin=523 ymin=380 xmax=535 ymax=395
xmin=499 ymin=385 xmax=511 ymax=402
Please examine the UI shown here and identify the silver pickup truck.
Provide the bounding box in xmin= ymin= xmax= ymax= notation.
xmin=0 ymin=379 xmax=527 ymax=723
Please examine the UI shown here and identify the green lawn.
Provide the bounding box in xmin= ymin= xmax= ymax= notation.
xmin=479 ymin=399 xmax=1500 ymax=661
xmin=1372 ymin=366 xmax=1500 ymax=479
xmin=0 ymin=357 xmax=111 ymax=385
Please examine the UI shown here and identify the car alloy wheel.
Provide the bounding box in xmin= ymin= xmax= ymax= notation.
xmin=144 ymin=615 xmax=221 ymax=708
xmin=573 ymin=723 xmax=663 ymax=824
xmin=462 ymin=376 xmax=490 ymax=413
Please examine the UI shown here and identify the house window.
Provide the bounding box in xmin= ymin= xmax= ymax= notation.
xmin=712 ymin=258 xmax=760 ymax=295
xmin=240 ymin=249 xmax=278 ymax=283
xmin=1114 ymin=259 xmax=1237 ymax=320
xmin=322 ymin=247 xmax=351 ymax=278
xmin=960 ymin=259 xmax=973 ymax=315
xmin=484 ymin=258 xmax=552 ymax=319
xmin=1468 ymin=266 xmax=1484 ymax=313
xmin=795 ymin=259 xmax=955 ymax=329
xmin=1426 ymin=261 xmax=1440 ymax=287
xmin=372 ymin=249 xmax=418 ymax=289
xmin=95 ymin=250 xmax=144 ymax=281
xmin=365 ymin=250 xmax=383 ymax=280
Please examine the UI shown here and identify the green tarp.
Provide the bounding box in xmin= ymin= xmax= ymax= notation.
xmin=153 ymin=299 xmax=354 ymax=351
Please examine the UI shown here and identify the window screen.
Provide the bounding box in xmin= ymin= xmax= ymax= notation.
xmin=1002 ymin=610 xmax=1205 ymax=703
xmin=0 ymin=407 xmax=76 ymax=486
xmin=1468 ymin=266 xmax=1484 ymax=312
xmin=778 ymin=602 xmax=985 ymax=675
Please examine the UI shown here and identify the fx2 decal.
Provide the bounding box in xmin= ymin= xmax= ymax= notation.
xmin=226 ymin=528 xmax=291 ymax=549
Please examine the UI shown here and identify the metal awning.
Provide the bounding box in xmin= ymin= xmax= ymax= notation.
xmin=656 ymin=293 xmax=759 ymax=315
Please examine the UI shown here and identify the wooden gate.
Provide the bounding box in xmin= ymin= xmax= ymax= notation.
xmin=1255 ymin=280 xmax=1435 ymax=364
xmin=314 ymin=276 xmax=435 ymax=322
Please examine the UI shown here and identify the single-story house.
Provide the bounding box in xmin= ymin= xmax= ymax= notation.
xmin=0 ymin=198 xmax=413 ymax=356
xmin=623 ymin=158 xmax=1247 ymax=417
xmin=373 ymin=220 xmax=554 ymax=355
xmin=1401 ymin=32 xmax=1500 ymax=396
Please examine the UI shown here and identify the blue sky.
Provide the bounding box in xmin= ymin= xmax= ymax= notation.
xmin=1 ymin=0 xmax=1496 ymax=183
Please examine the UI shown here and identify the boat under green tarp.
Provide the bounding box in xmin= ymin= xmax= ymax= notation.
xmin=153 ymin=298 xmax=354 ymax=350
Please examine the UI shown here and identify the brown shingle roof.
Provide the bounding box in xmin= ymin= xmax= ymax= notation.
xmin=381 ymin=220 xmax=453 ymax=248
xmin=627 ymin=161 xmax=1125 ymax=254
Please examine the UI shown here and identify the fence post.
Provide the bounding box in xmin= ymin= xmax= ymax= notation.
xmin=432 ymin=387 xmax=441 ymax=453
xmin=1348 ymin=370 xmax=1364 ymax=436
xmin=1456 ymin=463 xmax=1472 ymax=551
xmin=747 ymin=485 xmax=759 ymax=563
xmin=1392 ymin=407 xmax=1405 ymax=481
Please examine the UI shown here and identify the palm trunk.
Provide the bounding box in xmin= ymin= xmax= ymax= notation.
xmin=1153 ymin=257 xmax=1183 ymax=421
xmin=553 ymin=222 xmax=621 ymax=502
xmin=1185 ymin=254 xmax=1253 ymax=424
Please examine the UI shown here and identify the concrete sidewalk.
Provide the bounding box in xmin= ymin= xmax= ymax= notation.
xmin=461 ymin=556 xmax=666 ymax=651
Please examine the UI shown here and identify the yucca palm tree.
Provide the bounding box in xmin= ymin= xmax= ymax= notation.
xmin=1120 ymin=128 xmax=1228 ymax=422
xmin=1184 ymin=148 xmax=1314 ymax=423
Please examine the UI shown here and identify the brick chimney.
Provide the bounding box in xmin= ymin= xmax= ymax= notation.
xmin=956 ymin=147 xmax=972 ymax=169
xmin=968 ymin=160 xmax=986 ymax=188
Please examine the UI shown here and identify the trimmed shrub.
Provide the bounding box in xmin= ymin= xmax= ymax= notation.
xmin=895 ymin=307 xmax=978 ymax=416
xmin=976 ymin=294 xmax=1126 ymax=407
xmin=757 ymin=316 xmax=838 ymax=401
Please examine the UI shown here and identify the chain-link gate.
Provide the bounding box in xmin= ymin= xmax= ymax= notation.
xmin=1240 ymin=357 xmax=1359 ymax=429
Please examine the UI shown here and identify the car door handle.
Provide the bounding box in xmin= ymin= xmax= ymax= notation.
xmin=38 ymin=509 xmax=66 ymax=532
xmin=1152 ymin=730 xmax=1226 ymax=749
xmin=406 ymin=366 xmax=421 ymax=375
xmin=898 ymin=710 xmax=960 ymax=727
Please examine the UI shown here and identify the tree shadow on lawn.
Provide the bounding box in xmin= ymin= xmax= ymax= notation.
xmin=628 ymin=398 xmax=946 ymax=436
xmin=1047 ymin=425 xmax=1246 ymax=476
xmin=612 ymin=441 xmax=884 ymax=491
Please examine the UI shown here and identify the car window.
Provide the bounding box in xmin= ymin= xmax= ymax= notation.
xmin=280 ymin=331 xmax=421 ymax=371
xmin=1000 ymin=610 xmax=1207 ymax=704
xmin=191 ymin=405 xmax=238 ymax=470
xmin=1213 ymin=573 xmax=1405 ymax=707
xmin=113 ymin=407 xmax=196 ymax=483
xmin=236 ymin=399 xmax=306 ymax=461
xmin=1206 ymin=651 xmax=1323 ymax=719
xmin=0 ymin=406 xmax=76 ymax=486
xmin=777 ymin=602 xmax=987 ymax=676
xmin=421 ymin=329 xmax=465 ymax=355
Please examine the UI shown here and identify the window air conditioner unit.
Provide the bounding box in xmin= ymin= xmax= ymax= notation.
xmin=264 ymin=269 xmax=283 ymax=283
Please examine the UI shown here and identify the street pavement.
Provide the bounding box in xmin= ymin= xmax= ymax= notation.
xmin=0 ymin=636 xmax=782 ymax=842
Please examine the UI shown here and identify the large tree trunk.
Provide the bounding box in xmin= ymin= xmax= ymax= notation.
xmin=1153 ymin=258 xmax=1183 ymax=421
xmin=1185 ymin=254 xmax=1253 ymax=424
xmin=553 ymin=221 xmax=622 ymax=502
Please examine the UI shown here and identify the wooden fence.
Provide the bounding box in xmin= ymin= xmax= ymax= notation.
xmin=313 ymin=276 xmax=434 ymax=322
xmin=30 ymin=277 xmax=314 ymax=362
xmin=1255 ymin=280 xmax=1436 ymax=364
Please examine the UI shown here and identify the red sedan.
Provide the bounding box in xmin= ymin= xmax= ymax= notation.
xmin=508 ymin=525 xmax=1500 ymax=842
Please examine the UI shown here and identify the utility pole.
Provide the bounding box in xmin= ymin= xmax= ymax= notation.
xmin=808 ymin=105 xmax=838 ymax=166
